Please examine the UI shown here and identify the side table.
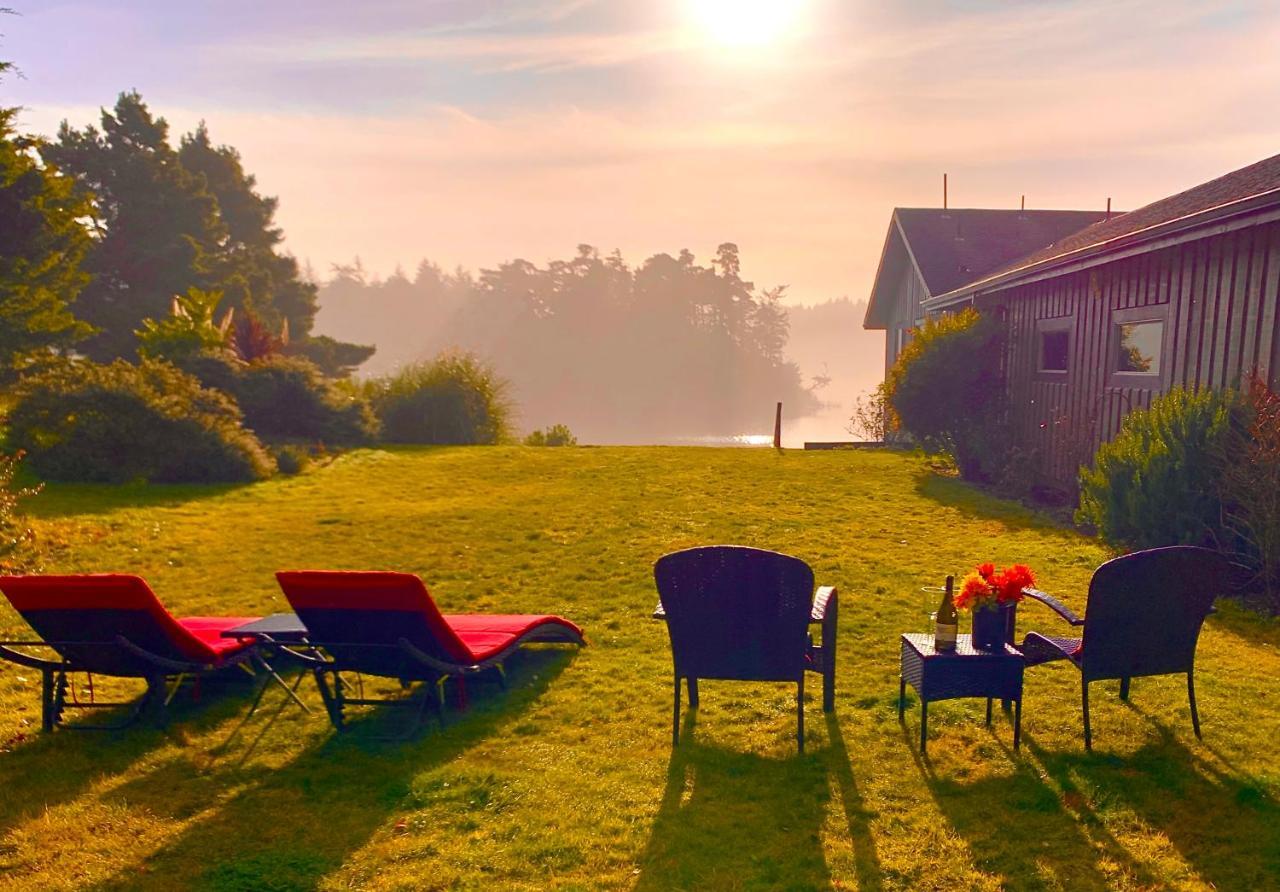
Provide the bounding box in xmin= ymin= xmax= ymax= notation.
xmin=899 ymin=633 xmax=1023 ymax=753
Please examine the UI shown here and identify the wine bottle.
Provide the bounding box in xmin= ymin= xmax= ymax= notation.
xmin=935 ymin=575 xmax=958 ymax=652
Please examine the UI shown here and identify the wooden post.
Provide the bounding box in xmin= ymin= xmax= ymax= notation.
xmin=773 ymin=402 xmax=783 ymax=450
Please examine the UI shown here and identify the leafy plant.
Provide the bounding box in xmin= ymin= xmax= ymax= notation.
xmin=883 ymin=308 xmax=1005 ymax=480
xmin=0 ymin=451 xmax=40 ymax=573
xmin=366 ymin=352 xmax=513 ymax=445
xmin=1217 ymin=375 xmax=1280 ymax=609
xmin=229 ymin=309 xmax=287 ymax=362
xmin=846 ymin=385 xmax=887 ymax=441
xmin=136 ymin=287 xmax=232 ymax=361
xmin=1077 ymin=387 xmax=1241 ymax=550
xmin=231 ymin=355 xmax=377 ymax=445
xmin=524 ymin=424 xmax=577 ymax=447
xmin=7 ymin=358 xmax=275 ymax=483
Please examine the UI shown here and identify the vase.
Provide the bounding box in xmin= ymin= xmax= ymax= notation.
xmin=972 ymin=603 xmax=1013 ymax=651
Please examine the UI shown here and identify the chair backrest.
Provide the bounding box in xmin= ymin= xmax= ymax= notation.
xmin=275 ymin=571 xmax=474 ymax=675
xmin=1080 ymin=546 xmax=1229 ymax=682
xmin=0 ymin=574 xmax=222 ymax=674
xmin=654 ymin=546 xmax=814 ymax=682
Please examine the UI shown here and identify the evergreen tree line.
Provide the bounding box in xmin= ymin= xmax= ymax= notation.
xmin=317 ymin=244 xmax=821 ymax=442
xmin=1 ymin=89 xmax=369 ymax=378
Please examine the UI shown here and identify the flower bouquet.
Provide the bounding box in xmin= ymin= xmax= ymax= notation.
xmin=956 ymin=563 xmax=1036 ymax=650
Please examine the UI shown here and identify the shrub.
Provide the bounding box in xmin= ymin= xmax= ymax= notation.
xmin=366 ymin=352 xmax=513 ymax=445
xmin=0 ymin=451 xmax=40 ymax=573
xmin=272 ymin=443 xmax=312 ymax=475
xmin=1077 ymin=387 xmax=1241 ymax=550
xmin=136 ymin=288 xmax=231 ymax=361
xmin=884 ymin=308 xmax=1006 ymax=480
xmin=1217 ymin=376 xmax=1280 ymax=609
xmin=231 ymin=355 xmax=378 ymax=446
xmin=846 ymin=385 xmax=888 ymax=441
xmin=524 ymin=424 xmax=577 ymax=447
xmin=7 ymin=359 xmax=275 ymax=483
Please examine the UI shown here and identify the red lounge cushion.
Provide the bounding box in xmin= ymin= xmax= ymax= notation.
xmin=177 ymin=617 xmax=262 ymax=660
xmin=444 ymin=615 xmax=584 ymax=662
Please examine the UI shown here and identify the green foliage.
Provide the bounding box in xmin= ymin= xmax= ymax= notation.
xmin=0 ymin=451 xmax=40 ymax=573
xmin=1077 ymin=387 xmax=1241 ymax=549
xmin=272 ymin=443 xmax=312 ymax=476
xmin=1217 ymin=377 xmax=1280 ymax=610
xmin=366 ymin=352 xmax=512 ymax=445
xmin=290 ymin=334 xmax=376 ymax=378
xmin=230 ymin=355 xmax=377 ymax=446
xmin=0 ymin=107 xmax=93 ymax=378
xmin=135 ymin=287 xmax=231 ymax=361
xmin=884 ymin=308 xmax=1005 ymax=480
xmin=524 ymin=424 xmax=577 ymax=447
xmin=846 ymin=384 xmax=888 ymax=441
xmin=6 ymin=359 xmax=275 ymax=483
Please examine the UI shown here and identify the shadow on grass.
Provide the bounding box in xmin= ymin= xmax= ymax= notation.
xmin=635 ymin=713 xmax=833 ymax=891
xmin=0 ymin=676 xmax=253 ymax=836
xmin=26 ymin=481 xmax=255 ymax=519
xmin=84 ymin=646 xmax=577 ymax=891
xmin=824 ymin=714 xmax=884 ymax=891
xmin=915 ymin=473 xmax=1081 ymax=540
xmin=913 ymin=725 xmax=1159 ymax=890
xmin=1033 ymin=712 xmax=1280 ymax=889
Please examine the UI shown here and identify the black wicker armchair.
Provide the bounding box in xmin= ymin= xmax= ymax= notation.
xmin=1018 ymin=545 xmax=1233 ymax=749
xmin=653 ymin=546 xmax=837 ymax=752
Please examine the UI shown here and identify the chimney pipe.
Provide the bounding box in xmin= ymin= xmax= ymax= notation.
xmin=1021 ymin=194 xmax=1025 ymax=211
xmin=943 ymin=173 xmax=948 ymax=210
xmin=1106 ymin=197 xmax=1112 ymax=221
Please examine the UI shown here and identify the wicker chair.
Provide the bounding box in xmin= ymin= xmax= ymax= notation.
xmin=1018 ymin=545 xmax=1233 ymax=749
xmin=653 ymin=546 xmax=837 ymax=752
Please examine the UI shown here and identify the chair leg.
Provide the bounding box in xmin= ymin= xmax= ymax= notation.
xmin=920 ymin=700 xmax=928 ymax=754
xmin=1119 ymin=676 xmax=1131 ymax=701
xmin=687 ymin=676 xmax=699 ymax=708
xmin=898 ymin=677 xmax=906 ymax=721
xmin=1014 ymin=697 xmax=1022 ymax=751
xmin=1188 ymin=670 xmax=1202 ymax=738
xmin=40 ymin=669 xmax=55 ymax=732
xmin=1082 ymin=679 xmax=1092 ymax=751
xmin=796 ymin=673 xmax=805 ymax=753
xmin=672 ymin=673 xmax=681 ymax=747
xmin=985 ymin=697 xmax=993 ymax=727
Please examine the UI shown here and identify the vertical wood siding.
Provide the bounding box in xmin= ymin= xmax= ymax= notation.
xmin=986 ymin=220 xmax=1280 ymax=487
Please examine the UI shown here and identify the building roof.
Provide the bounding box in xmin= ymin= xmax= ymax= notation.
xmin=927 ymin=152 xmax=1280 ymax=307
xmin=863 ymin=208 xmax=1108 ymax=329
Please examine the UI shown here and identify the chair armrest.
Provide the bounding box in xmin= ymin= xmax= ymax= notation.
xmin=652 ymin=602 xmax=667 ymax=620
xmin=812 ymin=586 xmax=837 ymax=624
xmin=1022 ymin=588 xmax=1085 ymax=627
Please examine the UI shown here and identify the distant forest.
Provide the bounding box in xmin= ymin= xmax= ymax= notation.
xmin=316 ymin=247 xmax=880 ymax=441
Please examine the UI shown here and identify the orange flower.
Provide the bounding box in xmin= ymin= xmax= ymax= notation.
xmin=955 ymin=571 xmax=993 ymax=611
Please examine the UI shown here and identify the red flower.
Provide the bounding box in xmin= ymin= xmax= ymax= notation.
xmin=977 ymin=562 xmax=997 ymax=583
xmin=954 ymin=563 xmax=1037 ymax=610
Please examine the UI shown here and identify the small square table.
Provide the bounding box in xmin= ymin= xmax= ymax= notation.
xmin=898 ymin=633 xmax=1023 ymax=753
xmin=223 ymin=613 xmax=308 ymax=644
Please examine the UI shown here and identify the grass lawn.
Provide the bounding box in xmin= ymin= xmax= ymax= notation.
xmin=1 ymin=446 xmax=1278 ymax=890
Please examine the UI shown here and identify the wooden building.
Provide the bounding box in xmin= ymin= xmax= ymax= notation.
xmin=866 ymin=154 xmax=1280 ymax=486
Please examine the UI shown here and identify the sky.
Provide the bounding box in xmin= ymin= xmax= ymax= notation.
xmin=3 ymin=0 xmax=1280 ymax=306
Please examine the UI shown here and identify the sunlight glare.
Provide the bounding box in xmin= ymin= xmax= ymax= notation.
xmin=688 ymin=0 xmax=806 ymax=49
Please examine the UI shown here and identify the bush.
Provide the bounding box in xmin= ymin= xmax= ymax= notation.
xmin=231 ymin=355 xmax=378 ymax=446
xmin=883 ymin=308 xmax=1005 ymax=480
xmin=1077 ymin=387 xmax=1241 ymax=550
xmin=1217 ymin=376 xmax=1280 ymax=609
xmin=7 ymin=359 xmax=275 ymax=483
xmin=366 ymin=353 xmax=513 ymax=445
xmin=524 ymin=424 xmax=577 ymax=447
xmin=272 ymin=443 xmax=312 ymax=475
xmin=846 ymin=385 xmax=888 ymax=441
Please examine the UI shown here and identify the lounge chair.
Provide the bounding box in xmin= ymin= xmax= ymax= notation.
xmin=1018 ymin=545 xmax=1233 ymax=749
xmin=653 ymin=546 xmax=838 ymax=752
xmin=0 ymin=574 xmax=261 ymax=731
xmin=274 ymin=570 xmax=585 ymax=735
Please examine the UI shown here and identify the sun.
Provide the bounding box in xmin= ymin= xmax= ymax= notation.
xmin=687 ymin=0 xmax=806 ymax=49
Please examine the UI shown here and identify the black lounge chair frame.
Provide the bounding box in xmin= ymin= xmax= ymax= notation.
xmin=653 ymin=545 xmax=838 ymax=752
xmin=263 ymin=624 xmax=586 ymax=739
xmin=1014 ymin=545 xmax=1232 ymax=749
xmin=0 ymin=638 xmax=257 ymax=731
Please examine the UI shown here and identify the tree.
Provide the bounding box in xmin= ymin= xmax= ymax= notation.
xmin=43 ymin=92 xmax=225 ymax=359
xmin=0 ymin=106 xmax=94 ymax=377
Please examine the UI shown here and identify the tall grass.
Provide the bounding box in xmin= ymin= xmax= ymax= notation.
xmin=364 ymin=352 xmax=513 ymax=445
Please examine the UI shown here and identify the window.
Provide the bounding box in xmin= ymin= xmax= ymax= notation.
xmin=1035 ymin=317 xmax=1073 ymax=374
xmin=1115 ymin=319 xmax=1164 ymax=375
xmin=1040 ymin=331 xmax=1069 ymax=372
